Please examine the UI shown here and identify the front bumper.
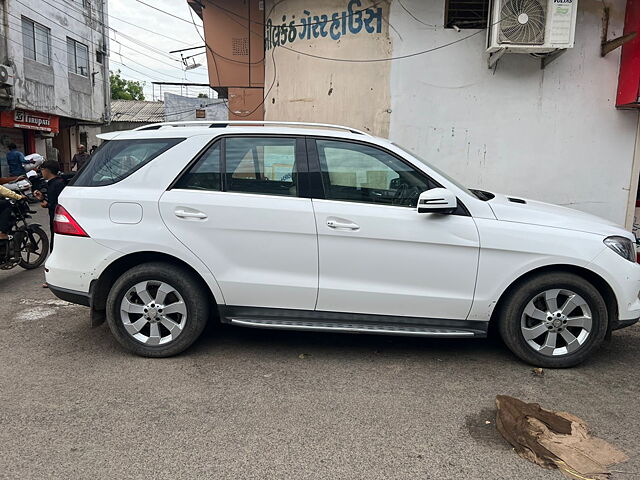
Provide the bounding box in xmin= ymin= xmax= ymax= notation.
xmin=588 ymin=247 xmax=640 ymax=322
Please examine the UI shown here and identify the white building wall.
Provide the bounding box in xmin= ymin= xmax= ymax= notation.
xmin=388 ymin=0 xmax=638 ymax=225
xmin=3 ymin=0 xmax=109 ymax=122
xmin=265 ymin=0 xmax=639 ymax=226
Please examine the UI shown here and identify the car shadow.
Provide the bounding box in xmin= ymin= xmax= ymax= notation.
xmin=188 ymin=320 xmax=640 ymax=369
xmin=191 ymin=320 xmax=512 ymax=361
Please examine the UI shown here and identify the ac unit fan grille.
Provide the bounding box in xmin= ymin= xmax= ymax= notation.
xmin=499 ymin=0 xmax=546 ymax=45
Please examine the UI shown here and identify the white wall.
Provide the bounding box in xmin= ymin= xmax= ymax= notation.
xmin=5 ymin=0 xmax=108 ymax=122
xmin=264 ymin=0 xmax=393 ymax=136
xmin=388 ymin=0 xmax=638 ymax=224
xmin=263 ymin=0 xmax=638 ymax=225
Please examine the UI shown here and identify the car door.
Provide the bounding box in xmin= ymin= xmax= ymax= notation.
xmin=309 ymin=138 xmax=480 ymax=320
xmin=159 ymin=136 xmax=318 ymax=310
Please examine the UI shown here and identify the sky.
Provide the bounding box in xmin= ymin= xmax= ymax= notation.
xmin=107 ymin=0 xmax=212 ymax=101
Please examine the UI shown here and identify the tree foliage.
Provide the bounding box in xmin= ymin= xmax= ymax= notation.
xmin=110 ymin=70 xmax=145 ymax=101
xmin=197 ymin=93 xmax=209 ymax=98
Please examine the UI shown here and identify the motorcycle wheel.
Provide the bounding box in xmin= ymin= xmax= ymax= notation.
xmin=19 ymin=225 xmax=49 ymax=270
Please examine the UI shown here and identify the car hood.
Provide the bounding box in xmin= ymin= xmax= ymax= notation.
xmin=486 ymin=193 xmax=631 ymax=238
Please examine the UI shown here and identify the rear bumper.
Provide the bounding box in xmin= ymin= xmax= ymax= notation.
xmin=45 ymin=235 xmax=119 ymax=294
xmin=49 ymin=284 xmax=91 ymax=307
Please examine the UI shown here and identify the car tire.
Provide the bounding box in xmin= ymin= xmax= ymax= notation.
xmin=498 ymin=272 xmax=608 ymax=368
xmin=106 ymin=262 xmax=210 ymax=357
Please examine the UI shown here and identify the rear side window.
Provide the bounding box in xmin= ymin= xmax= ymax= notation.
xmin=174 ymin=141 xmax=221 ymax=191
xmin=72 ymin=138 xmax=184 ymax=187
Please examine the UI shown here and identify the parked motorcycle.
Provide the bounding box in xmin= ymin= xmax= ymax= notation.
xmin=0 ymin=199 xmax=49 ymax=270
xmin=3 ymin=177 xmax=37 ymax=202
xmin=3 ymin=154 xmax=53 ymax=204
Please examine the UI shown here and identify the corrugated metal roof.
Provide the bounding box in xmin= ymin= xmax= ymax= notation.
xmin=110 ymin=99 xmax=164 ymax=123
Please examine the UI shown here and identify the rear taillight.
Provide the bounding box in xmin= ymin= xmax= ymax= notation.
xmin=53 ymin=205 xmax=89 ymax=237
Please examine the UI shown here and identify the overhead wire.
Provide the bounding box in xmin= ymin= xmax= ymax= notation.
xmin=189 ymin=0 xmax=491 ymax=63
xmin=277 ymin=29 xmax=486 ymax=62
xmin=134 ymin=0 xmax=206 ymax=26
xmin=10 ymin=6 xmax=210 ymax=85
xmin=396 ymin=0 xmax=439 ymax=28
xmin=10 ymin=19 xmax=211 ymax=98
xmin=9 ymin=14 xmax=196 ymax=82
xmin=183 ymin=1 xmax=501 ymax=116
xmin=16 ymin=0 xmax=195 ymax=51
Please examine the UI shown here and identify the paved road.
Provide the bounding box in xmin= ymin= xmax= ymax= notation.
xmin=0 ymin=221 xmax=638 ymax=479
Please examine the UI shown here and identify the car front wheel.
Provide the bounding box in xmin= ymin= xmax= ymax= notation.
xmin=498 ymin=272 xmax=608 ymax=368
xmin=105 ymin=262 xmax=210 ymax=357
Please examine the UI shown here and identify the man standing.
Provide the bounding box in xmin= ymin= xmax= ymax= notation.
xmin=6 ymin=143 xmax=27 ymax=176
xmin=34 ymin=160 xmax=65 ymax=251
xmin=71 ymin=144 xmax=91 ymax=171
xmin=34 ymin=160 xmax=65 ymax=288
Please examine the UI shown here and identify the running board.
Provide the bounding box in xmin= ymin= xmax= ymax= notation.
xmin=229 ymin=318 xmax=477 ymax=338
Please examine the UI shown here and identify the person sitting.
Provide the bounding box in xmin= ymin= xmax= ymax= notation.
xmin=0 ymin=183 xmax=24 ymax=240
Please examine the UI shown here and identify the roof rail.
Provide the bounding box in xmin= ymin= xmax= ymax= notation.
xmin=133 ymin=120 xmax=371 ymax=136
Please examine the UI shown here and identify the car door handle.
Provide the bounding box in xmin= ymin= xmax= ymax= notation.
xmin=175 ymin=208 xmax=208 ymax=220
xmin=326 ymin=218 xmax=360 ymax=231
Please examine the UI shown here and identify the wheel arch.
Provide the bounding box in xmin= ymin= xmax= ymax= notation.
xmin=488 ymin=264 xmax=617 ymax=336
xmin=91 ymin=251 xmax=219 ymax=315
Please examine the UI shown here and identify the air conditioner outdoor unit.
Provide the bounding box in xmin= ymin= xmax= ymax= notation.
xmin=487 ymin=0 xmax=578 ymax=54
xmin=0 ymin=65 xmax=15 ymax=86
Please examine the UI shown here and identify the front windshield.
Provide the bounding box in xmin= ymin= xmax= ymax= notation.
xmin=392 ymin=143 xmax=476 ymax=198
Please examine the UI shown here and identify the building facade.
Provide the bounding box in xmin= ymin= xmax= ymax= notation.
xmin=193 ymin=0 xmax=640 ymax=230
xmin=0 ymin=0 xmax=109 ymax=174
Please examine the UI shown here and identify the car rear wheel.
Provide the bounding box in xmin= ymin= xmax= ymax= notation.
xmin=106 ymin=262 xmax=209 ymax=357
xmin=498 ymin=272 xmax=608 ymax=368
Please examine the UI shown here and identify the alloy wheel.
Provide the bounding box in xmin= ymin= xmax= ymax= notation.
xmin=120 ymin=280 xmax=188 ymax=346
xmin=520 ymin=288 xmax=592 ymax=356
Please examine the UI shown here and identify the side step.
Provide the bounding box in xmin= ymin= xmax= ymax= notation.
xmin=229 ymin=318 xmax=477 ymax=338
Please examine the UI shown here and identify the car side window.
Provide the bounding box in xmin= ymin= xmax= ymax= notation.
xmin=316 ymin=139 xmax=432 ymax=207
xmin=174 ymin=141 xmax=221 ymax=191
xmin=225 ymin=137 xmax=297 ymax=197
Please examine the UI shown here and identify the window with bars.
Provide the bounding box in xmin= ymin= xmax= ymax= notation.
xmin=22 ymin=17 xmax=51 ymax=65
xmin=67 ymin=37 xmax=90 ymax=77
xmin=445 ymin=0 xmax=490 ymax=29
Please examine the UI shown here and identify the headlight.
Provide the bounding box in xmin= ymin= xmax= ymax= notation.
xmin=604 ymin=236 xmax=637 ymax=263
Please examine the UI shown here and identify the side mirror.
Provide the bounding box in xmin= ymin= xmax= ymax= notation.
xmin=417 ymin=188 xmax=458 ymax=214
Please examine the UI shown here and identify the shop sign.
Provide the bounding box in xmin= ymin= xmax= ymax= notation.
xmin=0 ymin=109 xmax=60 ymax=133
xmin=13 ymin=110 xmax=56 ymax=132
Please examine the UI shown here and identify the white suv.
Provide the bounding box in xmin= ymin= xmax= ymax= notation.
xmin=45 ymin=121 xmax=640 ymax=367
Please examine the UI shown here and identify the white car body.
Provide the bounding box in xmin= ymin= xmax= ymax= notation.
xmin=44 ymin=122 xmax=640 ymax=364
